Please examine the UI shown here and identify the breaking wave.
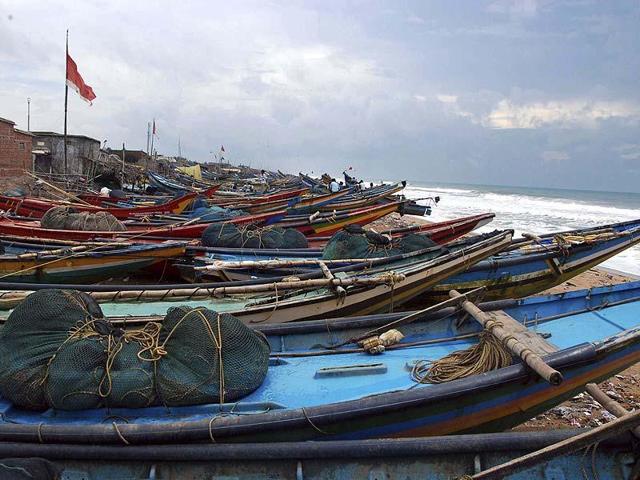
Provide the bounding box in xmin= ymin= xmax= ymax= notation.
xmin=403 ymin=182 xmax=640 ymax=276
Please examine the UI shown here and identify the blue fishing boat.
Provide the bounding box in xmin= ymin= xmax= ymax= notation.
xmin=424 ymin=218 xmax=640 ymax=302
xmin=0 ymin=430 xmax=634 ymax=479
xmin=0 ymin=280 xmax=639 ymax=444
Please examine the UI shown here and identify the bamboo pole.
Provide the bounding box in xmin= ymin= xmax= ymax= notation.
xmin=585 ymin=382 xmax=640 ymax=437
xmin=521 ymin=232 xmax=563 ymax=275
xmin=330 ymin=286 xmax=486 ymax=349
xmin=0 ymin=273 xmax=406 ymax=307
xmin=318 ymin=260 xmax=346 ymax=298
xmin=196 ymin=257 xmax=376 ymax=271
xmin=467 ymin=408 xmax=640 ymax=479
xmin=24 ymin=171 xmax=93 ymax=206
xmin=449 ymin=290 xmax=563 ymax=385
xmin=15 ymin=245 xmax=91 ymax=259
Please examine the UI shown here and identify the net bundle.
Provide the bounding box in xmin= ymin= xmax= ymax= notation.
xmin=41 ymin=206 xmax=126 ymax=232
xmin=202 ymin=222 xmax=308 ymax=249
xmin=0 ymin=289 xmax=270 ymax=411
xmin=322 ymin=225 xmax=436 ymax=260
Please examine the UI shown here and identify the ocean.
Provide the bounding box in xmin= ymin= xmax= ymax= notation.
xmin=402 ymin=182 xmax=640 ymax=276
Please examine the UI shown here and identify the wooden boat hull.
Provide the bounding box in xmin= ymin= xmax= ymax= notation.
xmin=0 ymin=231 xmax=514 ymax=321
xmin=196 ymin=213 xmax=496 ymax=281
xmin=0 ymin=201 xmax=403 ymax=242
xmin=238 ymin=188 xmax=353 ymax=214
xmin=0 ymin=243 xmax=186 ymax=283
xmin=76 ymin=231 xmax=513 ymax=323
xmin=0 ymin=281 xmax=638 ymax=444
xmin=424 ymin=219 xmax=640 ymax=303
xmin=0 ymin=193 xmax=198 ymax=220
xmin=0 ymin=430 xmax=633 ymax=479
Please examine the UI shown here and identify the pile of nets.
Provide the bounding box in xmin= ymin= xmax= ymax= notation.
xmin=322 ymin=225 xmax=436 ymax=260
xmin=41 ymin=206 xmax=126 ymax=232
xmin=202 ymin=222 xmax=308 ymax=249
xmin=0 ymin=289 xmax=270 ymax=411
xmin=189 ymin=204 xmax=247 ymax=222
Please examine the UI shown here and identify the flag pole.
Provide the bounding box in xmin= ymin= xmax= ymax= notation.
xmin=63 ymin=29 xmax=69 ymax=175
xmin=150 ymin=119 xmax=155 ymax=163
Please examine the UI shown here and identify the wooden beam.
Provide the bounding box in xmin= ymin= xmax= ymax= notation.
xmin=449 ymin=290 xmax=563 ymax=385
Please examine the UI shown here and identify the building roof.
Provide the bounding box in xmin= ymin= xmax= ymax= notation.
xmin=14 ymin=128 xmax=34 ymax=137
xmin=31 ymin=131 xmax=100 ymax=143
xmin=0 ymin=117 xmax=16 ymax=126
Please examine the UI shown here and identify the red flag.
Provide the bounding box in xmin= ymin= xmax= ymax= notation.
xmin=66 ymin=54 xmax=96 ymax=104
xmin=152 ymin=120 xmax=156 ymax=135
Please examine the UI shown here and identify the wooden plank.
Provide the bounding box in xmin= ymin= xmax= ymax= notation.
xmin=485 ymin=310 xmax=559 ymax=355
xmin=449 ymin=290 xmax=563 ymax=385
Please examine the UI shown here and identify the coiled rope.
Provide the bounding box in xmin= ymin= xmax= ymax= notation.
xmin=411 ymin=331 xmax=513 ymax=384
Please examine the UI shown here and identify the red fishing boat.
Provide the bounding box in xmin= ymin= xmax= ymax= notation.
xmin=0 ymin=192 xmax=198 ymax=220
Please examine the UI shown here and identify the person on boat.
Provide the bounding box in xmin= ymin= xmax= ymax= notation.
xmin=329 ymin=178 xmax=340 ymax=192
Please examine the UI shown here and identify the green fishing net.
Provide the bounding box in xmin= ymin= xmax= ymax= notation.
xmin=0 ymin=289 xmax=270 ymax=411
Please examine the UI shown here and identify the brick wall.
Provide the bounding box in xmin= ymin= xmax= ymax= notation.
xmin=0 ymin=121 xmax=33 ymax=172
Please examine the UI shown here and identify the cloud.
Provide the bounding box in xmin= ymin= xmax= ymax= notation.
xmin=436 ymin=94 xmax=458 ymax=104
xmin=484 ymin=99 xmax=640 ymax=129
xmin=615 ymin=144 xmax=640 ymax=161
xmin=0 ymin=0 xmax=638 ymax=192
xmin=406 ymin=14 xmax=426 ymax=25
xmin=487 ymin=0 xmax=541 ymax=18
xmin=541 ymin=150 xmax=570 ymax=162
xmin=487 ymin=0 xmax=540 ymax=18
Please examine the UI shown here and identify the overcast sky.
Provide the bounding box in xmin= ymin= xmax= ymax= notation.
xmin=1 ymin=1 xmax=639 ymax=191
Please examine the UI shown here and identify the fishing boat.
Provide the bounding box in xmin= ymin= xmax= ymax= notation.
xmin=0 ymin=191 xmax=199 ymax=220
xmin=0 ymin=230 xmax=514 ymax=322
xmin=0 ymin=241 xmax=186 ymax=283
xmin=77 ymin=184 xmax=221 ymax=206
xmin=423 ymin=218 xmax=640 ymax=302
xmin=192 ymin=213 xmax=495 ymax=281
xmin=0 ymin=200 xmax=406 ymax=242
xmin=0 ymin=280 xmax=638 ymax=444
xmin=0 ymin=429 xmax=634 ymax=479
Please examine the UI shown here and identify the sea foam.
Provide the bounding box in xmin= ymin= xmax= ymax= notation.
xmin=403 ymin=182 xmax=640 ymax=276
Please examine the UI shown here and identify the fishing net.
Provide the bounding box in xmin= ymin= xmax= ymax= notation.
xmin=322 ymin=226 xmax=436 ymax=260
xmin=0 ymin=289 xmax=103 ymax=410
xmin=0 ymin=458 xmax=62 ymax=480
xmin=190 ymin=205 xmax=246 ymax=222
xmin=0 ymin=290 xmax=270 ymax=411
xmin=202 ymin=222 xmax=308 ymax=249
xmin=41 ymin=206 xmax=126 ymax=232
xmin=156 ymin=306 xmax=270 ymax=406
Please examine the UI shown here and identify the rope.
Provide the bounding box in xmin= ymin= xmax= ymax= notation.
xmin=301 ymin=407 xmax=330 ymax=435
xmin=112 ymin=421 xmax=130 ymax=445
xmin=411 ymin=331 xmax=513 ymax=384
xmin=39 ymin=303 xmax=228 ymax=409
